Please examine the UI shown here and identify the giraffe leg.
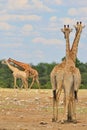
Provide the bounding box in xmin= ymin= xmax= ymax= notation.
xmin=61 ymin=96 xmax=70 ymax=123
xmin=68 ymin=100 xmax=73 ymax=122
xmin=52 ymin=90 xmax=56 ymax=122
xmin=20 ymin=79 xmax=24 ymax=89
xmin=25 ymin=79 xmax=28 ymax=90
xmin=68 ymin=90 xmax=77 ymax=123
xmin=22 ymin=78 xmax=28 ymax=90
xmin=72 ymin=98 xmax=77 ymax=123
xmin=67 ymin=91 xmax=73 ymax=122
xmin=29 ymin=78 xmax=35 ymax=89
xmin=21 ymin=83 xmax=24 ymax=89
xmin=74 ymin=91 xmax=78 ymax=101
xmin=63 ymin=95 xmax=66 ymax=121
xmin=36 ymin=77 xmax=40 ymax=89
xmin=13 ymin=77 xmax=18 ymax=89
xmin=52 ymin=86 xmax=62 ymax=122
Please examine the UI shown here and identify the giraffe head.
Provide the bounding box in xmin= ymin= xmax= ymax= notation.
xmin=7 ymin=58 xmax=15 ymax=66
xmin=7 ymin=58 xmax=15 ymax=64
xmin=8 ymin=58 xmax=12 ymax=62
xmin=61 ymin=25 xmax=73 ymax=39
xmin=1 ymin=59 xmax=7 ymax=64
xmin=74 ymin=21 xmax=85 ymax=33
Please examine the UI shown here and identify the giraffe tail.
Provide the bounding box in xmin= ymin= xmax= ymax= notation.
xmin=53 ymin=90 xmax=56 ymax=100
xmin=74 ymin=90 xmax=78 ymax=100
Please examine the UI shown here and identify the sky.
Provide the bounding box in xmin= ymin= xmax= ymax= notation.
xmin=0 ymin=0 xmax=87 ymax=65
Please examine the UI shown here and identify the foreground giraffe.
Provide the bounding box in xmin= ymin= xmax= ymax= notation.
xmin=61 ymin=24 xmax=81 ymax=123
xmin=8 ymin=58 xmax=40 ymax=89
xmin=51 ymin=24 xmax=75 ymax=123
xmin=2 ymin=59 xmax=28 ymax=89
xmin=50 ymin=22 xmax=84 ymax=123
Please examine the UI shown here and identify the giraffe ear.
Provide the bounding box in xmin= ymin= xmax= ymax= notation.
xmin=70 ymin=29 xmax=73 ymax=32
xmin=73 ymin=25 xmax=76 ymax=28
xmin=73 ymin=25 xmax=78 ymax=31
xmin=1 ymin=59 xmax=6 ymax=64
xmin=82 ymin=25 xmax=85 ymax=28
xmin=67 ymin=25 xmax=69 ymax=28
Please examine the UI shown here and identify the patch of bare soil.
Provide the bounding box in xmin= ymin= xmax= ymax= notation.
xmin=0 ymin=88 xmax=87 ymax=130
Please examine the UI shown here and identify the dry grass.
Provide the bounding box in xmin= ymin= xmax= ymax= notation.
xmin=0 ymin=88 xmax=87 ymax=130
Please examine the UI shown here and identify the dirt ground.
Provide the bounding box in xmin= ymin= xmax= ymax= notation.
xmin=0 ymin=88 xmax=87 ymax=130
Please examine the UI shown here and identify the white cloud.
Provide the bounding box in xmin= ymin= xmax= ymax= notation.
xmin=63 ymin=0 xmax=87 ymax=6
xmin=0 ymin=42 xmax=22 ymax=48
xmin=54 ymin=0 xmax=62 ymax=5
xmin=14 ymin=50 xmax=31 ymax=59
xmin=0 ymin=15 xmax=10 ymax=21
xmin=7 ymin=0 xmax=54 ymax=12
xmin=0 ymin=14 xmax=42 ymax=22
xmin=44 ymin=0 xmax=62 ymax=5
xmin=68 ymin=8 xmax=78 ymax=16
xmin=50 ymin=16 xmax=57 ymax=22
xmin=68 ymin=7 xmax=87 ymax=16
xmin=42 ymin=16 xmax=58 ymax=32
xmin=8 ymin=0 xmax=28 ymax=10
xmin=22 ymin=24 xmax=33 ymax=32
xmin=42 ymin=25 xmax=58 ymax=32
xmin=0 ymin=22 xmax=16 ymax=30
xmin=34 ymin=50 xmax=44 ymax=59
xmin=18 ymin=15 xmax=42 ymax=21
xmin=31 ymin=0 xmax=54 ymax=12
xmin=0 ymin=9 xmax=7 ymax=14
xmin=41 ymin=21 xmax=58 ymax=32
xmin=59 ymin=18 xmax=75 ymax=25
xmin=32 ymin=37 xmax=63 ymax=45
xmin=21 ymin=24 xmax=34 ymax=36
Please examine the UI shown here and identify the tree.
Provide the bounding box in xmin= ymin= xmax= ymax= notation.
xmin=0 ymin=59 xmax=87 ymax=89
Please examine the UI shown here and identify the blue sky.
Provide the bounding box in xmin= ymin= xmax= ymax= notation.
xmin=0 ymin=0 xmax=87 ymax=65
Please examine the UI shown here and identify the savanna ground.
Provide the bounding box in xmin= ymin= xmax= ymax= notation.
xmin=0 ymin=88 xmax=87 ymax=130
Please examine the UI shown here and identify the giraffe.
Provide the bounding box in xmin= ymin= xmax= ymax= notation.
xmin=50 ymin=22 xmax=84 ymax=123
xmin=51 ymin=24 xmax=74 ymax=122
xmin=2 ymin=59 xmax=28 ymax=90
xmin=61 ymin=24 xmax=81 ymax=122
xmin=63 ymin=22 xmax=85 ymax=122
xmin=69 ymin=22 xmax=85 ymax=100
xmin=8 ymin=58 xmax=40 ymax=89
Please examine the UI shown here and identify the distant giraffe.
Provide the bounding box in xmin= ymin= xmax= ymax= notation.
xmin=2 ymin=59 xmax=28 ymax=89
xmin=8 ymin=58 xmax=40 ymax=89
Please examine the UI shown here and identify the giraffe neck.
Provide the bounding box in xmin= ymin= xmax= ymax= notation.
xmin=70 ymin=30 xmax=81 ymax=62
xmin=65 ymin=35 xmax=70 ymax=61
xmin=10 ymin=59 xmax=25 ymax=66
xmin=9 ymin=59 xmax=30 ymax=70
xmin=6 ymin=61 xmax=16 ymax=72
